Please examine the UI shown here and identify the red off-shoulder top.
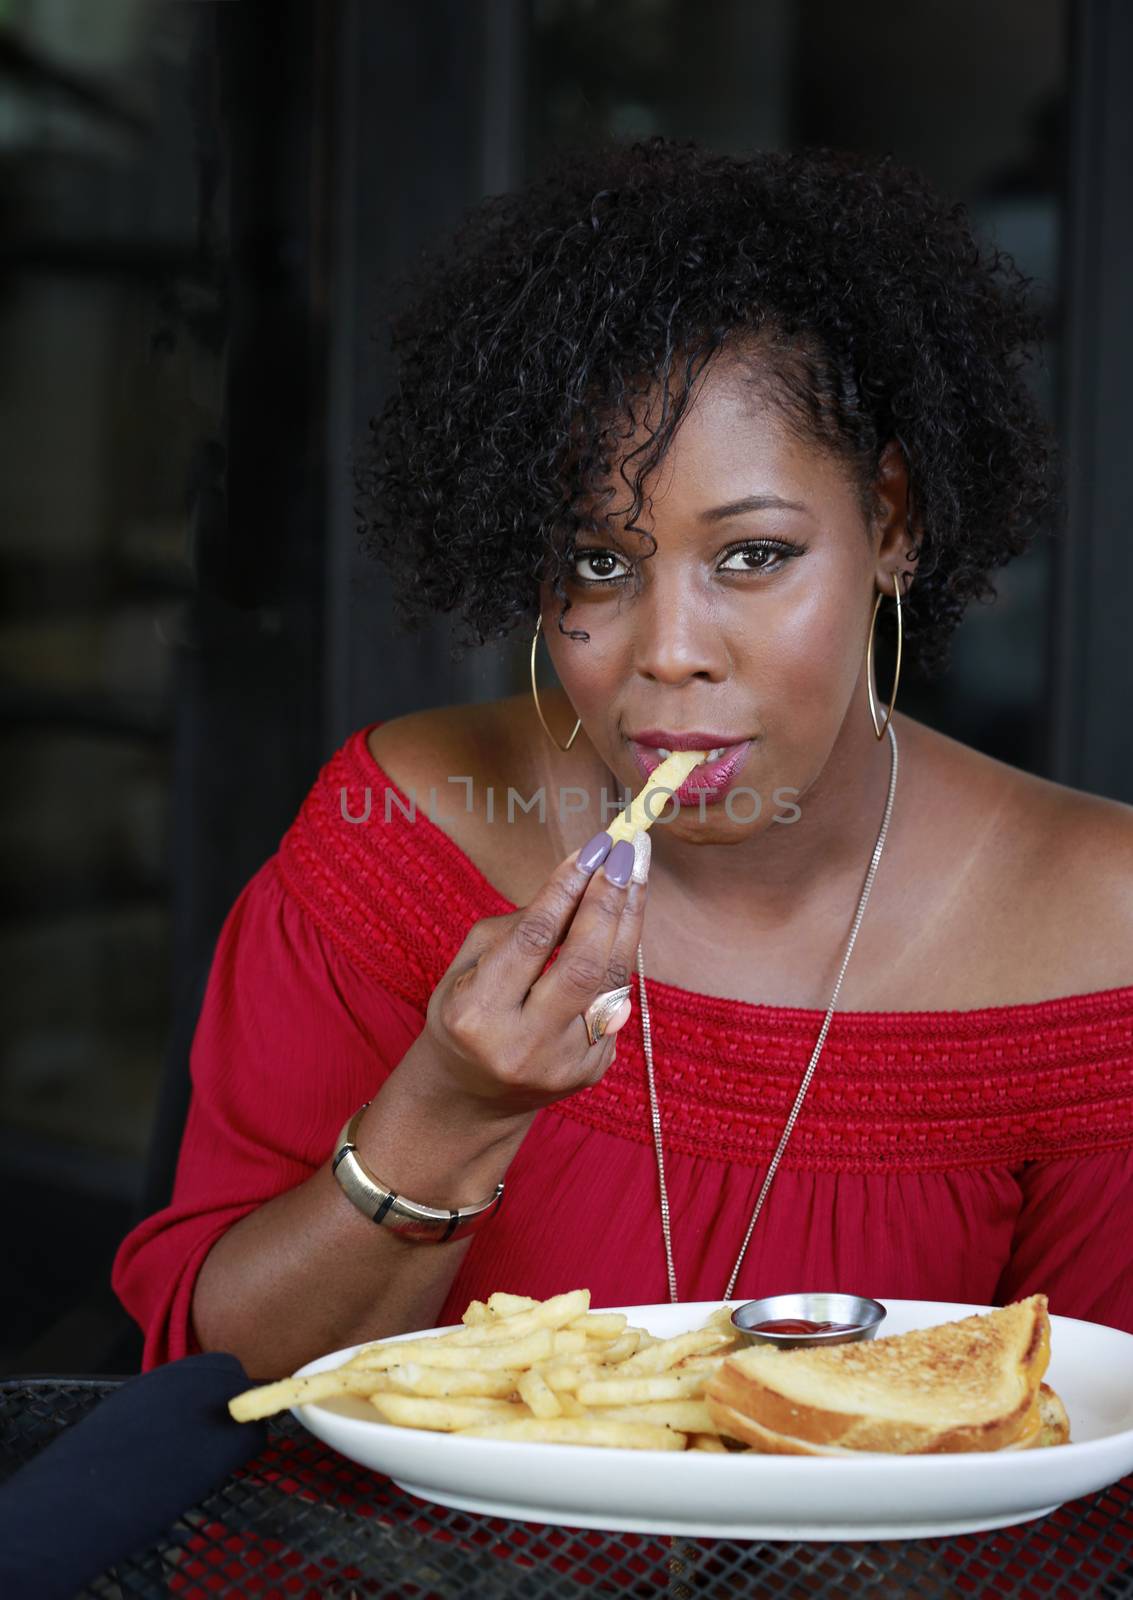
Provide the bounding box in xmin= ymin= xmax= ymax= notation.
xmin=113 ymin=724 xmax=1133 ymax=1368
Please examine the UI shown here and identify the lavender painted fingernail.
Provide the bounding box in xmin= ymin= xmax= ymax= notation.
xmin=577 ymin=830 xmax=613 ymax=874
xmin=604 ymin=839 xmax=635 ymax=886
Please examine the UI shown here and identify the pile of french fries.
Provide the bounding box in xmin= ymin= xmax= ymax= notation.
xmin=228 ymin=1288 xmax=745 ymax=1451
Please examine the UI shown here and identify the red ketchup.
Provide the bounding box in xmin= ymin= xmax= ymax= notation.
xmin=750 ymin=1317 xmax=860 ymax=1335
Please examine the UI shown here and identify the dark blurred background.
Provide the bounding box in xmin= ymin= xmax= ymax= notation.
xmin=1 ymin=0 xmax=1129 ymax=1374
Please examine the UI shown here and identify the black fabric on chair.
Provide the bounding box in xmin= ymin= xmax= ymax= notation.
xmin=0 ymin=1352 xmax=266 ymax=1600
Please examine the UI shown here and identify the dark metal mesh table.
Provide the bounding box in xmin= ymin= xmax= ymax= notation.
xmin=2 ymin=1377 xmax=1130 ymax=1598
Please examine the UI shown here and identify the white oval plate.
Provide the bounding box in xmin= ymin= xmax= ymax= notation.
xmin=291 ymin=1299 xmax=1133 ymax=1539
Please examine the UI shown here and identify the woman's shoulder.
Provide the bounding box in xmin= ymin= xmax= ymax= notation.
xmin=364 ymin=692 xmax=565 ymax=905
xmin=365 ymin=693 xmax=533 ymax=800
xmin=906 ymin=715 xmax=1133 ymax=999
xmin=1012 ymin=759 xmax=1133 ymax=990
xmin=914 ymin=713 xmax=1133 ymax=870
xmin=271 ymin=699 xmax=536 ymax=1008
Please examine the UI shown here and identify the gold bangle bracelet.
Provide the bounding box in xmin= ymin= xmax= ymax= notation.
xmin=331 ymin=1102 xmax=505 ymax=1243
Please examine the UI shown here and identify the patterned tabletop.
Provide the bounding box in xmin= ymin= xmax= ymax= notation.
xmin=2 ymin=1378 xmax=1131 ymax=1598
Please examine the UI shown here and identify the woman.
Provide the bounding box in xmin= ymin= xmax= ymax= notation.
xmin=114 ymin=138 xmax=1133 ymax=1379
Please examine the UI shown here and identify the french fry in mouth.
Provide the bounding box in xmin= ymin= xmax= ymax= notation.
xmin=605 ymin=749 xmax=711 ymax=845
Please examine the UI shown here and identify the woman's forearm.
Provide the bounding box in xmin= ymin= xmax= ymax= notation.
xmin=190 ymin=1039 xmax=534 ymax=1378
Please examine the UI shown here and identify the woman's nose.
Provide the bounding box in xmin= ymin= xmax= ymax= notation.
xmin=631 ymin=583 xmax=726 ymax=684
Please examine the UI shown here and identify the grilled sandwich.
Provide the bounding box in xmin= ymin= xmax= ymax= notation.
xmin=705 ymin=1294 xmax=1069 ymax=1454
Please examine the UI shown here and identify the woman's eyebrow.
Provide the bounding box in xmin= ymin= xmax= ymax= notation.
xmin=701 ymin=493 xmax=810 ymax=521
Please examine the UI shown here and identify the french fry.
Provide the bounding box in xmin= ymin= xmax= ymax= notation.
xmin=591 ymin=1331 xmax=642 ymax=1363
xmin=351 ymin=1328 xmax=555 ymax=1371
xmin=571 ymin=1313 xmax=628 ymax=1339
xmin=673 ymin=1355 xmax=732 ymax=1376
xmin=690 ymin=1432 xmax=728 ymax=1452
xmin=342 ymin=1326 xmax=475 ymax=1367
xmin=228 ymin=1366 xmax=390 ymax=1422
xmin=342 ymin=1286 xmax=585 ymax=1363
xmin=595 ymin=1400 xmax=718 ymax=1432
xmin=605 ymin=750 xmax=711 ymax=845
xmin=576 ymin=1372 xmax=707 ymax=1406
xmin=456 ymin=1417 xmax=687 ymax=1450
xmin=486 ymin=1292 xmax=538 ymax=1318
xmin=385 ymin=1363 xmax=520 ymax=1399
xmin=445 ymin=1289 xmax=590 ymax=1348
xmin=619 ymin=1329 xmax=731 ymax=1375
xmin=517 ymin=1368 xmax=563 ymax=1419
xmin=461 ymin=1300 xmax=493 ymax=1327
xmin=538 ymin=1361 xmax=607 ymax=1393
xmin=371 ymin=1393 xmax=526 ymax=1432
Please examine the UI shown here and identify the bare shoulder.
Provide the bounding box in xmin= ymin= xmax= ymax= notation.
xmin=363 ymin=694 xmax=544 ymax=800
xmin=971 ymin=736 xmax=1132 ymax=892
xmin=1024 ymin=769 xmax=1133 ymax=946
xmin=1029 ymin=782 xmax=1133 ymax=996
xmin=907 ymin=714 xmax=1133 ymax=992
xmin=365 ymin=694 xmax=551 ymax=899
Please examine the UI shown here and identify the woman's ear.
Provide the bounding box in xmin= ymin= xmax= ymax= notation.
xmin=873 ymin=439 xmax=918 ymax=593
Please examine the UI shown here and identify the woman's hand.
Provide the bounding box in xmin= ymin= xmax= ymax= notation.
xmin=191 ymin=831 xmax=649 ymax=1374
xmin=417 ymin=831 xmax=648 ymax=1120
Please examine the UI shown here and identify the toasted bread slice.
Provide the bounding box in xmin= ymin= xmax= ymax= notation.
xmin=705 ymin=1295 xmax=1051 ymax=1454
xmin=1037 ymin=1380 xmax=1071 ymax=1446
xmin=712 ymin=1381 xmax=1067 ymax=1455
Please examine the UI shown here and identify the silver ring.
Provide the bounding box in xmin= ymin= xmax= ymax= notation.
xmin=582 ymin=985 xmax=632 ymax=1046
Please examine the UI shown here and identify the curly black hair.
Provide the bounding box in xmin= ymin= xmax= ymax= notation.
xmin=356 ymin=136 xmax=1057 ymax=680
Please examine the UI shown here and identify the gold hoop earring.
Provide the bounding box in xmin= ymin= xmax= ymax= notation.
xmin=866 ymin=576 xmax=904 ymax=740
xmin=530 ymin=614 xmax=582 ymax=751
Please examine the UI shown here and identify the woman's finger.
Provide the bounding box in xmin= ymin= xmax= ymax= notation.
xmin=601 ymin=833 xmax=651 ymax=995
xmin=469 ymin=829 xmax=619 ymax=1006
xmin=522 ymin=834 xmax=646 ymax=1038
xmin=570 ymin=832 xmax=651 ymax=1058
xmin=519 ymin=838 xmax=636 ymax=1031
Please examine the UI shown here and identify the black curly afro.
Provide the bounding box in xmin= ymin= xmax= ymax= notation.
xmin=356 ymin=136 xmax=1057 ymax=680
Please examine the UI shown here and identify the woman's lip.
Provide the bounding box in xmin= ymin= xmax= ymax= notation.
xmin=629 ymin=730 xmax=752 ymax=750
xmin=629 ymin=739 xmax=754 ymax=802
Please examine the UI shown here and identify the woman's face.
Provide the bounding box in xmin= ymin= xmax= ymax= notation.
xmin=539 ymin=353 xmax=907 ymax=847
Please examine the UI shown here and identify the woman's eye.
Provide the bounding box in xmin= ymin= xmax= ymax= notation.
xmin=572 ymin=549 xmax=629 ymax=584
xmin=718 ymin=541 xmax=798 ymax=574
xmin=571 ymin=540 xmax=803 ymax=585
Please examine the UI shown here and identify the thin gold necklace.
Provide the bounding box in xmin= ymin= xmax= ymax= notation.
xmin=636 ymin=719 xmax=899 ymax=1304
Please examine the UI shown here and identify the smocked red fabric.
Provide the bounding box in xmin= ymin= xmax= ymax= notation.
xmin=113 ymin=724 xmax=1133 ymax=1368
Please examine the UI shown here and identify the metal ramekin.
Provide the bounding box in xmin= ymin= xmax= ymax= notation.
xmin=730 ymin=1291 xmax=887 ymax=1350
